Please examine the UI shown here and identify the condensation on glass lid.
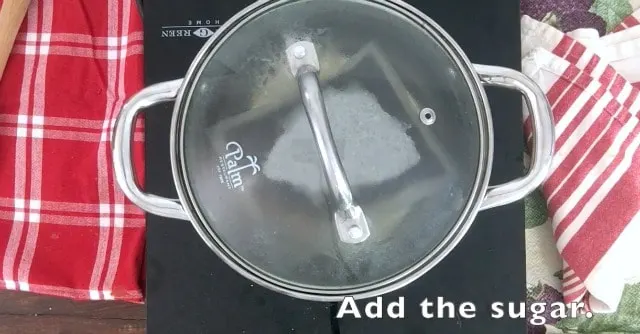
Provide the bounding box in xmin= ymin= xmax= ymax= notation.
xmin=245 ymin=32 xmax=350 ymax=108
xmin=263 ymin=81 xmax=421 ymax=198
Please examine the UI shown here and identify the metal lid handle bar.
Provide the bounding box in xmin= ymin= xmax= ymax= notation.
xmin=286 ymin=41 xmax=371 ymax=244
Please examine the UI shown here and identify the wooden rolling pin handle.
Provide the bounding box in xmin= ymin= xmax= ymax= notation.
xmin=0 ymin=0 xmax=31 ymax=81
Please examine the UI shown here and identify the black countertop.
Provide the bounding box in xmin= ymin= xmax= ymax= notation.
xmin=143 ymin=1 xmax=526 ymax=333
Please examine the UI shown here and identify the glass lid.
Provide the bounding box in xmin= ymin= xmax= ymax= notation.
xmin=179 ymin=0 xmax=483 ymax=292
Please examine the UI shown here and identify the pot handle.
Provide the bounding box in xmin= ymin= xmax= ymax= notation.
xmin=112 ymin=79 xmax=190 ymax=221
xmin=473 ymin=64 xmax=555 ymax=211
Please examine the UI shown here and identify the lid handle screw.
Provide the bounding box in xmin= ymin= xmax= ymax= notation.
xmin=293 ymin=45 xmax=307 ymax=59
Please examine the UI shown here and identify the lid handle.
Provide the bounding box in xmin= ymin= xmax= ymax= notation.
xmin=286 ymin=41 xmax=370 ymax=244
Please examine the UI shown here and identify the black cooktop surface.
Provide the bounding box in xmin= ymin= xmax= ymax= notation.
xmin=143 ymin=1 xmax=526 ymax=333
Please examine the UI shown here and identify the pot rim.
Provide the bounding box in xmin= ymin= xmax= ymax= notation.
xmin=168 ymin=0 xmax=494 ymax=302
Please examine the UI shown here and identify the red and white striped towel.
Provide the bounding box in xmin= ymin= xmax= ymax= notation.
xmin=613 ymin=8 xmax=640 ymax=32
xmin=0 ymin=0 xmax=146 ymax=302
xmin=521 ymin=14 xmax=640 ymax=313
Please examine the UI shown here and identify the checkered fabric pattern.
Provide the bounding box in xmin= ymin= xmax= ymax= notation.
xmin=0 ymin=0 xmax=146 ymax=302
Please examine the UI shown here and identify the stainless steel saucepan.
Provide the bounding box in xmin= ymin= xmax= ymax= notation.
xmin=112 ymin=0 xmax=555 ymax=302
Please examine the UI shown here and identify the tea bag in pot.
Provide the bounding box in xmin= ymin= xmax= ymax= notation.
xmin=262 ymin=81 xmax=421 ymax=200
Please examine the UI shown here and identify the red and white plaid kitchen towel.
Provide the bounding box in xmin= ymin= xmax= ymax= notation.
xmin=0 ymin=0 xmax=146 ymax=302
xmin=521 ymin=14 xmax=640 ymax=313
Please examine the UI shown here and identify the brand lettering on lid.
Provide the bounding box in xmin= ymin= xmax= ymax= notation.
xmin=216 ymin=141 xmax=261 ymax=192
